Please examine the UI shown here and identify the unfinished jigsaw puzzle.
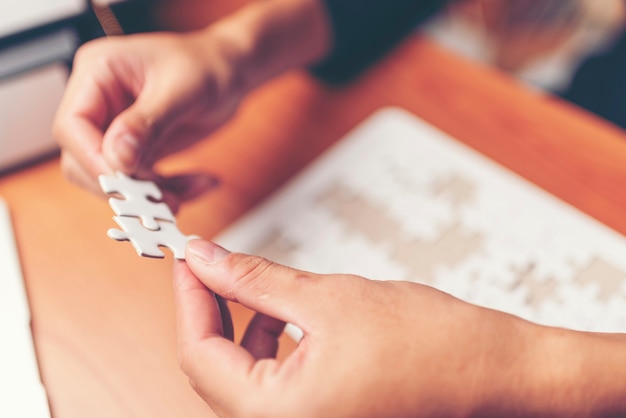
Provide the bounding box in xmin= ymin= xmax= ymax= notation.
xmin=99 ymin=172 xmax=197 ymax=259
xmin=216 ymin=108 xmax=626 ymax=334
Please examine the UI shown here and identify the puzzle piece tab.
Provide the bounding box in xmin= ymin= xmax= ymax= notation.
xmin=99 ymin=172 xmax=175 ymax=231
xmin=108 ymin=216 xmax=198 ymax=260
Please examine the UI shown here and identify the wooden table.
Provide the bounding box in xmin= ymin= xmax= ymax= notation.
xmin=2 ymin=4 xmax=626 ymax=417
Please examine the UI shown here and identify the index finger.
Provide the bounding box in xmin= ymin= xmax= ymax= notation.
xmin=53 ymin=59 xmax=131 ymax=180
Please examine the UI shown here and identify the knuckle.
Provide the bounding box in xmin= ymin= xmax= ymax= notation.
xmin=117 ymin=108 xmax=159 ymax=140
xmin=176 ymin=343 xmax=196 ymax=378
xmin=74 ymin=38 xmax=107 ymax=62
xmin=52 ymin=114 xmax=76 ymax=149
xmin=72 ymin=43 xmax=90 ymax=63
xmin=73 ymin=42 xmax=99 ymax=66
xmin=73 ymin=39 xmax=121 ymax=77
xmin=139 ymin=113 xmax=159 ymax=137
xmin=225 ymin=255 xmax=277 ymax=297
xmin=51 ymin=118 xmax=66 ymax=144
xmin=342 ymin=273 xmax=364 ymax=283
xmin=188 ymin=378 xmax=200 ymax=395
xmin=59 ymin=153 xmax=78 ymax=184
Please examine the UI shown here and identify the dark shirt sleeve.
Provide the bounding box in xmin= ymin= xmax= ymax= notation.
xmin=560 ymin=28 xmax=626 ymax=130
xmin=311 ymin=0 xmax=449 ymax=84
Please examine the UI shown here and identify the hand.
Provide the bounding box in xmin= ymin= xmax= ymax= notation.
xmin=53 ymin=29 xmax=242 ymax=210
xmin=53 ymin=0 xmax=330 ymax=212
xmin=172 ymin=240 xmax=562 ymax=418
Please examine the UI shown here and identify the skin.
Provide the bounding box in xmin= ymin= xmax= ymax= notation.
xmin=53 ymin=0 xmax=626 ymax=416
xmin=53 ymin=0 xmax=329 ymax=211
xmin=175 ymin=240 xmax=626 ymax=418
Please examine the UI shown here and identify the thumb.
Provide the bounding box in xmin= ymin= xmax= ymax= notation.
xmin=185 ymin=240 xmax=327 ymax=329
xmin=101 ymin=88 xmax=185 ymax=173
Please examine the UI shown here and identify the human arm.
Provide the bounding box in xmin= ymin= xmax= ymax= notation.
xmin=53 ymin=0 xmax=331 ymax=210
xmin=172 ymin=239 xmax=626 ymax=418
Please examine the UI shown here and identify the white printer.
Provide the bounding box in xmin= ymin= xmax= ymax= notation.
xmin=0 ymin=0 xmax=86 ymax=173
xmin=0 ymin=0 xmax=150 ymax=174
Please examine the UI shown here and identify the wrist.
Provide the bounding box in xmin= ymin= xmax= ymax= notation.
xmin=196 ymin=0 xmax=331 ymax=94
xmin=537 ymin=329 xmax=626 ymax=416
xmin=473 ymin=313 xmax=626 ymax=417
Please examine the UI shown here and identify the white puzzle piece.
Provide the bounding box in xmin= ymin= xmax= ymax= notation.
xmin=99 ymin=172 xmax=198 ymax=260
xmin=99 ymin=172 xmax=175 ymax=231
xmin=108 ymin=216 xmax=198 ymax=260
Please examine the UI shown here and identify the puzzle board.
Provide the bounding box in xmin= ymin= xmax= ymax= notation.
xmin=216 ymin=108 xmax=626 ymax=333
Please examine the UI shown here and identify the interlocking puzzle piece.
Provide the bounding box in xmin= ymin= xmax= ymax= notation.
xmin=99 ymin=172 xmax=175 ymax=231
xmin=108 ymin=216 xmax=198 ymax=260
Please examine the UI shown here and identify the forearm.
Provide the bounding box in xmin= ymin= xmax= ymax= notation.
xmin=535 ymin=329 xmax=626 ymax=417
xmin=476 ymin=314 xmax=626 ymax=417
xmin=195 ymin=0 xmax=331 ymax=95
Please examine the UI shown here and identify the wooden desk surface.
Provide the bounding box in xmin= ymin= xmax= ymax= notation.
xmin=2 ymin=11 xmax=626 ymax=418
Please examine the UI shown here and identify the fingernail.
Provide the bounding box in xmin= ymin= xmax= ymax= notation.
xmin=187 ymin=240 xmax=230 ymax=264
xmin=114 ymin=133 xmax=139 ymax=170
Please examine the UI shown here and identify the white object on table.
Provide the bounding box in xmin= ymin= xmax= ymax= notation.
xmin=0 ymin=0 xmax=86 ymax=39
xmin=0 ymin=63 xmax=68 ymax=173
xmin=0 ymin=197 xmax=51 ymax=418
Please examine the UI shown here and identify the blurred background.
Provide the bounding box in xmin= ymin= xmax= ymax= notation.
xmin=428 ymin=0 xmax=626 ymax=123
xmin=430 ymin=0 xmax=625 ymax=90
xmin=2 ymin=0 xmax=626 ymax=174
